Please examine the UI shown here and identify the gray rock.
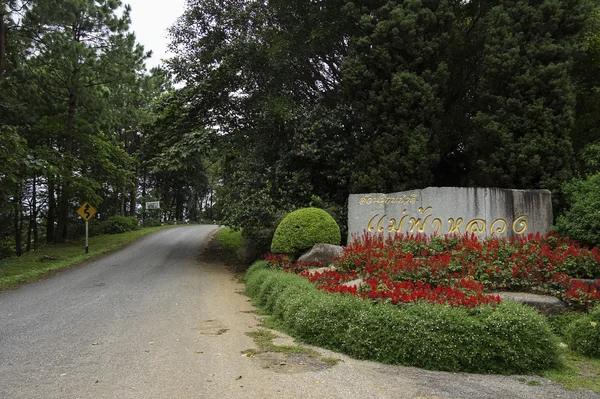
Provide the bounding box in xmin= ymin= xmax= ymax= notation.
xmin=298 ymin=244 xmax=344 ymax=264
xmin=342 ymin=278 xmax=364 ymax=288
xmin=495 ymin=292 xmax=567 ymax=315
xmin=235 ymin=239 xmax=262 ymax=265
xmin=306 ymin=266 xmax=337 ymax=276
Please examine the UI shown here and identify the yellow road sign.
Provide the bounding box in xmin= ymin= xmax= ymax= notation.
xmin=77 ymin=202 xmax=97 ymax=221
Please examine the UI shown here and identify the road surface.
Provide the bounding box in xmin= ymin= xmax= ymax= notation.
xmin=0 ymin=225 xmax=598 ymax=398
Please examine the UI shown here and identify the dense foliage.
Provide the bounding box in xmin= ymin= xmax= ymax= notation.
xmin=565 ymin=305 xmax=600 ymax=357
xmin=216 ymin=227 xmax=244 ymax=251
xmin=270 ymin=208 xmax=341 ymax=255
xmin=556 ymin=173 xmax=600 ymax=247
xmin=267 ymin=233 xmax=600 ymax=309
xmin=168 ymin=0 xmax=598 ymax=244
xmin=245 ymin=261 xmax=561 ymax=374
xmin=4 ymin=0 xmax=600 ymax=260
xmin=0 ymin=1 xmax=214 ymax=259
xmin=100 ymin=216 xmax=139 ymax=235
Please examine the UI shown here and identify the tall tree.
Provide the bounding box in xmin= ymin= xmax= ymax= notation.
xmin=169 ymin=0 xmax=353 ymax=240
xmin=22 ymin=0 xmax=147 ymax=241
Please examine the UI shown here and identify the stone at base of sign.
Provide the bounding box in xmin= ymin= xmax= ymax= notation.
xmin=495 ymin=292 xmax=566 ymax=316
xmin=348 ymin=187 xmax=553 ymax=243
xmin=297 ymin=244 xmax=344 ymax=264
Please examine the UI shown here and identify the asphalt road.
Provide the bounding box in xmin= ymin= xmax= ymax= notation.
xmin=0 ymin=225 xmax=598 ymax=399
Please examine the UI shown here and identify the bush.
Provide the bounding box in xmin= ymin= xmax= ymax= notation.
xmin=556 ymin=173 xmax=600 ymax=247
xmin=101 ymin=216 xmax=139 ymax=234
xmin=565 ymin=305 xmax=600 ymax=358
xmin=547 ymin=312 xmax=584 ymax=338
xmin=270 ymin=207 xmax=341 ymax=255
xmin=141 ymin=217 xmax=162 ymax=228
xmin=245 ymin=264 xmax=561 ymax=374
xmin=217 ymin=227 xmax=244 ymax=251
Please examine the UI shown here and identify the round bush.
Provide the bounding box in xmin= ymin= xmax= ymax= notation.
xmin=270 ymin=208 xmax=341 ymax=254
xmin=565 ymin=305 xmax=600 ymax=357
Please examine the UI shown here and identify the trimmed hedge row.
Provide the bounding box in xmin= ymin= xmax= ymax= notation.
xmin=245 ymin=261 xmax=561 ymax=374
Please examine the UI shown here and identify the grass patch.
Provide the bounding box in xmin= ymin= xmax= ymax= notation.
xmin=543 ymin=348 xmax=600 ymax=392
xmin=321 ymin=357 xmax=342 ymax=366
xmin=543 ymin=310 xmax=600 ymax=392
xmin=246 ymin=329 xmax=318 ymax=357
xmin=216 ymin=227 xmax=244 ymax=251
xmin=0 ymin=226 xmax=172 ymax=291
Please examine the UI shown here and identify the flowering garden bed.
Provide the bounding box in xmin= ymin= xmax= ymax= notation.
xmin=266 ymin=233 xmax=600 ymax=310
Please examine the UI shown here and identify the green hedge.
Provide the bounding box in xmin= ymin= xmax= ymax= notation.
xmin=245 ymin=262 xmax=561 ymax=374
xmin=556 ymin=173 xmax=600 ymax=247
xmin=101 ymin=216 xmax=139 ymax=234
xmin=217 ymin=227 xmax=244 ymax=251
xmin=565 ymin=305 xmax=600 ymax=358
xmin=270 ymin=207 xmax=341 ymax=255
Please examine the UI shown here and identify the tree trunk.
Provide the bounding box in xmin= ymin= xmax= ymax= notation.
xmin=55 ymin=87 xmax=78 ymax=242
xmin=120 ymin=191 xmax=125 ymax=216
xmin=13 ymin=186 xmax=22 ymax=257
xmin=129 ymin=168 xmax=137 ymax=217
xmin=0 ymin=2 xmax=6 ymax=75
xmin=47 ymin=176 xmax=56 ymax=243
xmin=33 ymin=176 xmax=38 ymax=250
xmin=26 ymin=177 xmax=36 ymax=252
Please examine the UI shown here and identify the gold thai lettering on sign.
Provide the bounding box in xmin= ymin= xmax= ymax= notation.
xmin=409 ymin=206 xmax=433 ymax=233
xmin=512 ymin=215 xmax=528 ymax=235
xmin=359 ymin=194 xmax=417 ymax=206
xmin=432 ymin=218 xmax=443 ymax=235
xmin=367 ymin=214 xmax=380 ymax=233
xmin=490 ymin=219 xmax=508 ymax=236
xmin=387 ymin=210 xmax=408 ymax=232
xmin=466 ymin=219 xmax=486 ymax=234
xmin=448 ymin=218 xmax=464 ymax=234
xmin=365 ymin=207 xmax=530 ymax=236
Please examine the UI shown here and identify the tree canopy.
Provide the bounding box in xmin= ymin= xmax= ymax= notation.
xmin=2 ymin=0 xmax=600 ymax=258
xmin=167 ymin=0 xmax=596 ymax=246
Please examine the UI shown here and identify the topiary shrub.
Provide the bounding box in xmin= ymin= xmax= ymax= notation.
xmin=270 ymin=207 xmax=341 ymax=255
xmin=101 ymin=216 xmax=139 ymax=234
xmin=565 ymin=305 xmax=600 ymax=358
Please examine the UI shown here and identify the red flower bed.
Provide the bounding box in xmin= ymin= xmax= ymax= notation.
xmin=266 ymin=233 xmax=600 ymax=309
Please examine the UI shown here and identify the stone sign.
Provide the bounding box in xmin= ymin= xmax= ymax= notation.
xmin=348 ymin=187 xmax=553 ymax=243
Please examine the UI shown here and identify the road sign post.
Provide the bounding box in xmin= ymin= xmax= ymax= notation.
xmin=77 ymin=202 xmax=97 ymax=253
xmin=85 ymin=220 xmax=89 ymax=253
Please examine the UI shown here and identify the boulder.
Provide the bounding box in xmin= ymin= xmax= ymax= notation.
xmin=306 ymin=266 xmax=337 ymax=276
xmin=235 ymin=239 xmax=263 ymax=266
xmin=342 ymin=278 xmax=364 ymax=288
xmin=495 ymin=292 xmax=567 ymax=315
xmin=298 ymin=243 xmax=344 ymax=264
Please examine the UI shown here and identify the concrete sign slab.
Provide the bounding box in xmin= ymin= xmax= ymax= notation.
xmin=348 ymin=187 xmax=553 ymax=243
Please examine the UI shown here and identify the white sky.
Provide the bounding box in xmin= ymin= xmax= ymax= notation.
xmin=125 ymin=0 xmax=187 ymax=70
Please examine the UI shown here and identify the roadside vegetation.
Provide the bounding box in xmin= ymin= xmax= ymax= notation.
xmin=0 ymin=226 xmax=171 ymax=291
xmin=216 ymin=227 xmax=245 ymax=251
xmin=245 ymin=260 xmax=561 ymax=374
xmin=240 ymin=206 xmax=600 ymax=391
